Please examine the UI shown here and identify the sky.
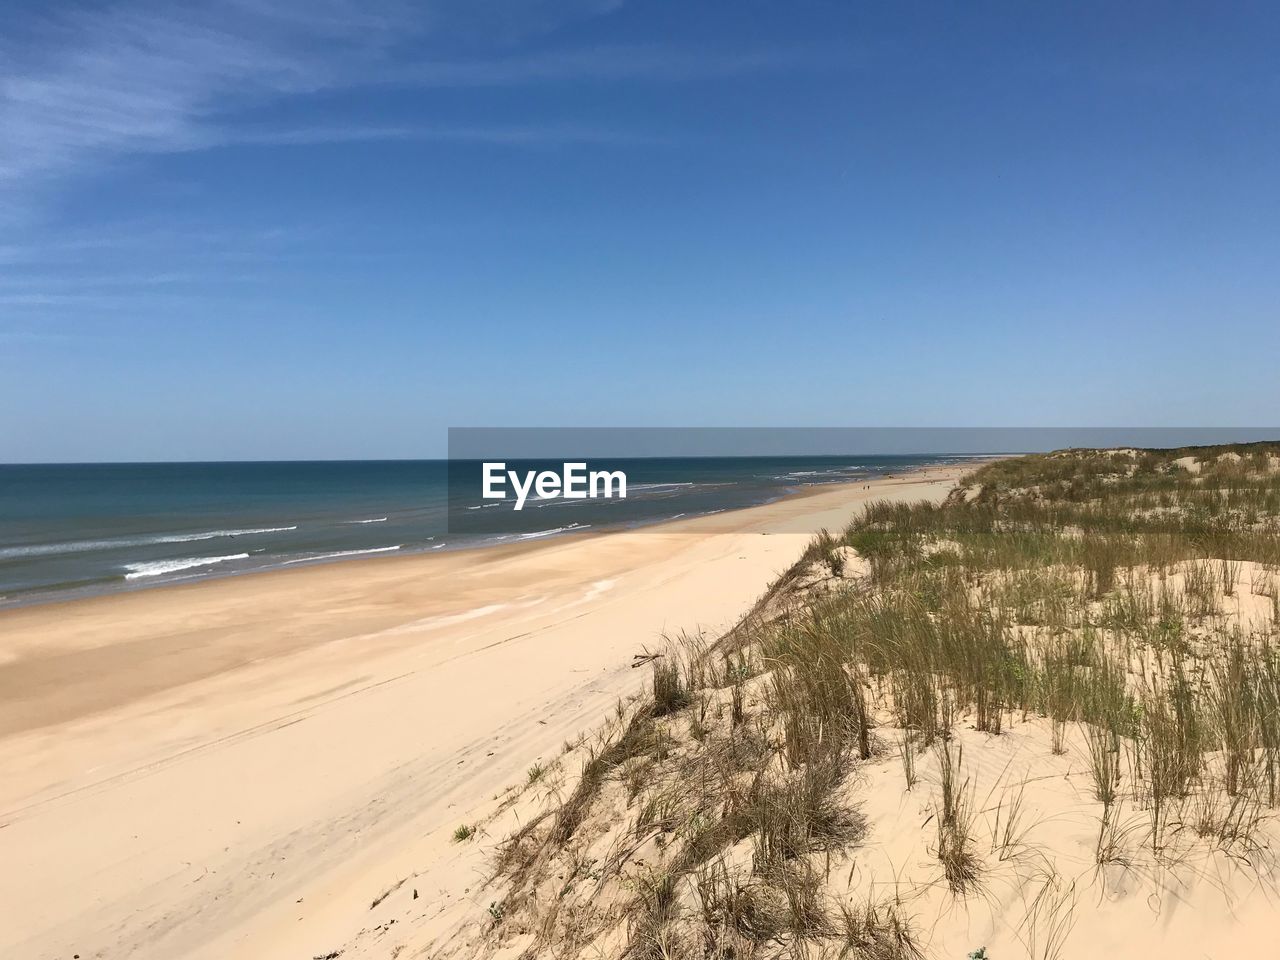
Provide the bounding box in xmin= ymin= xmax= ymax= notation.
xmin=2 ymin=1 xmax=1278 ymax=462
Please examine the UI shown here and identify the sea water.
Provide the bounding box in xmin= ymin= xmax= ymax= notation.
xmin=0 ymin=455 xmax=966 ymax=607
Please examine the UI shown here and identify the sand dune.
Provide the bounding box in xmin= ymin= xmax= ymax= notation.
xmin=389 ymin=447 xmax=1280 ymax=960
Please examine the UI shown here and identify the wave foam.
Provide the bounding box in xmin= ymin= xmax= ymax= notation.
xmin=515 ymin=523 xmax=590 ymax=541
xmin=2 ymin=526 xmax=296 ymax=561
xmin=283 ymin=545 xmax=402 ymax=565
xmin=123 ymin=554 xmax=250 ymax=580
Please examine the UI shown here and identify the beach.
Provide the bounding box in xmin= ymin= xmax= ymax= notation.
xmin=0 ymin=461 xmax=970 ymax=960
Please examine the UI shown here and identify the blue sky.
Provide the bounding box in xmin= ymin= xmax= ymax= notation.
xmin=2 ymin=1 xmax=1278 ymax=461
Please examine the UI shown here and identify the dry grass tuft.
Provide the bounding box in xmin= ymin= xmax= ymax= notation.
xmin=475 ymin=442 xmax=1280 ymax=960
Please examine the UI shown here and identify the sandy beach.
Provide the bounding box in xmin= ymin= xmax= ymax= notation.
xmin=6 ymin=3 xmax=1270 ymax=955
xmin=0 ymin=462 xmax=971 ymax=960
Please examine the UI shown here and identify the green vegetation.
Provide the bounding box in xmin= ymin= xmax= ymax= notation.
xmin=483 ymin=443 xmax=1280 ymax=959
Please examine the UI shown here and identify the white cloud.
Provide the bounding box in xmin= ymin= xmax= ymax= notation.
xmin=0 ymin=0 xmax=794 ymax=210
xmin=0 ymin=2 xmax=407 ymax=192
xmin=219 ymin=121 xmax=664 ymax=147
xmin=390 ymin=45 xmax=794 ymax=87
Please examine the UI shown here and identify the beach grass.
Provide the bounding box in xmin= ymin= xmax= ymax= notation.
xmin=474 ymin=442 xmax=1280 ymax=959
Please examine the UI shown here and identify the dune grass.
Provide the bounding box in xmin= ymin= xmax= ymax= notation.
xmin=482 ymin=442 xmax=1280 ymax=960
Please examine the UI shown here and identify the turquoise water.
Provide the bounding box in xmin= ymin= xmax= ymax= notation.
xmin=0 ymin=456 xmax=962 ymax=607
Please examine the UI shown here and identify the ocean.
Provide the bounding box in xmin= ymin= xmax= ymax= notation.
xmin=0 ymin=455 xmax=965 ymax=608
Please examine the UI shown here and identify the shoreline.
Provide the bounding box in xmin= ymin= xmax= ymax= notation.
xmin=0 ymin=457 xmax=974 ymax=617
xmin=0 ymin=472 xmax=925 ymax=737
xmin=0 ymin=460 xmax=978 ymax=960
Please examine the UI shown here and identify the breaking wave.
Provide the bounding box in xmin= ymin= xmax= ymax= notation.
xmin=123 ymin=554 xmax=250 ymax=580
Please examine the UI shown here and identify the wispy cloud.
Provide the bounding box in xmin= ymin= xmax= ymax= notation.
xmin=0 ymin=0 xmax=787 ymax=214
xmin=389 ymin=45 xmax=798 ymax=87
xmin=220 ymin=122 xmax=666 ymax=148
xmin=0 ymin=221 xmax=301 ymax=265
xmin=0 ymin=2 xmax=408 ymax=196
xmin=0 ymin=271 xmax=194 ymax=288
xmin=0 ymin=0 xmax=803 ymax=334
